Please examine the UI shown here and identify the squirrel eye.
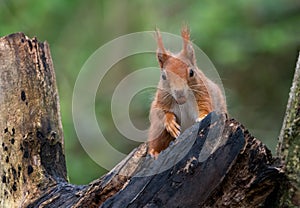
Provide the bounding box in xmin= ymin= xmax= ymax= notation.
xmin=161 ymin=72 xmax=167 ymax=80
xmin=189 ymin=68 xmax=194 ymax=77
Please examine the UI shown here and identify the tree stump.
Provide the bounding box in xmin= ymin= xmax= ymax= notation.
xmin=0 ymin=33 xmax=67 ymax=207
xmin=0 ymin=33 xmax=293 ymax=208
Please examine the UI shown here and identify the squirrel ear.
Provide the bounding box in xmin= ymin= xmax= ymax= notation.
xmin=181 ymin=25 xmax=196 ymax=65
xmin=155 ymin=28 xmax=169 ymax=68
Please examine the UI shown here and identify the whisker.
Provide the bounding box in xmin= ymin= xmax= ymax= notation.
xmin=191 ymin=89 xmax=204 ymax=94
xmin=189 ymin=84 xmax=206 ymax=88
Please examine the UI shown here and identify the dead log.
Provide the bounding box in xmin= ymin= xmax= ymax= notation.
xmin=0 ymin=33 xmax=287 ymax=208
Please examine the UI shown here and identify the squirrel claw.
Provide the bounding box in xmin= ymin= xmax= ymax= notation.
xmin=165 ymin=113 xmax=181 ymax=138
xmin=148 ymin=149 xmax=159 ymax=159
xmin=166 ymin=124 xmax=180 ymax=138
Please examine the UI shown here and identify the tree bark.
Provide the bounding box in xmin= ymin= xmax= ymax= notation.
xmin=0 ymin=33 xmax=293 ymax=207
xmin=277 ymin=52 xmax=300 ymax=207
xmin=0 ymin=33 xmax=67 ymax=207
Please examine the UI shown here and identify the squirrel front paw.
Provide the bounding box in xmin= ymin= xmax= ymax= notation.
xmin=148 ymin=148 xmax=159 ymax=159
xmin=165 ymin=112 xmax=181 ymax=138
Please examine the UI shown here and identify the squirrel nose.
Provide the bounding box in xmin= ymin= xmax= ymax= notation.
xmin=174 ymin=90 xmax=186 ymax=105
xmin=174 ymin=89 xmax=184 ymax=97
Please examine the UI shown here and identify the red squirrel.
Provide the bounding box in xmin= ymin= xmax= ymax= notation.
xmin=148 ymin=26 xmax=227 ymax=157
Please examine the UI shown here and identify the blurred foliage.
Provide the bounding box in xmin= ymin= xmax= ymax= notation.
xmin=0 ymin=0 xmax=299 ymax=184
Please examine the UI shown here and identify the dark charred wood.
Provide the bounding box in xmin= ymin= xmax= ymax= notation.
xmin=26 ymin=113 xmax=283 ymax=208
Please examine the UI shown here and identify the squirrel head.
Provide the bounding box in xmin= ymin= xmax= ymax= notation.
xmin=155 ymin=26 xmax=198 ymax=105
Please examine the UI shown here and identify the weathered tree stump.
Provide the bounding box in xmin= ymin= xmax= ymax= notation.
xmin=0 ymin=33 xmax=67 ymax=207
xmin=0 ymin=33 xmax=297 ymax=208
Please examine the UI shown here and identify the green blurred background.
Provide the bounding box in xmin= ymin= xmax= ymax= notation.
xmin=1 ymin=0 xmax=299 ymax=184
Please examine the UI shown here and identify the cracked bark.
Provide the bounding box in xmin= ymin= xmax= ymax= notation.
xmin=0 ymin=33 xmax=67 ymax=207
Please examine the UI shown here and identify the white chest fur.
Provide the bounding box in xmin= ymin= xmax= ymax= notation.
xmin=171 ymin=95 xmax=198 ymax=132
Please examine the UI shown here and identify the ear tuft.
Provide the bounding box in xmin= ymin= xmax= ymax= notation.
xmin=181 ymin=25 xmax=196 ymax=65
xmin=181 ymin=25 xmax=190 ymax=43
xmin=155 ymin=28 xmax=169 ymax=68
